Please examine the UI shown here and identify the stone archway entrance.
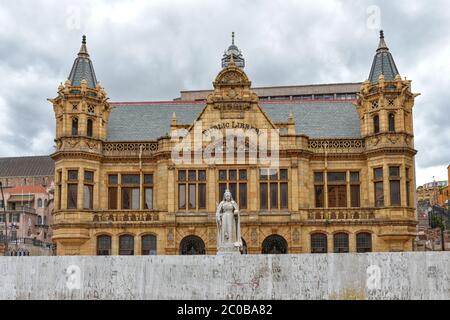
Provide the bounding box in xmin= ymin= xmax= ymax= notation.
xmin=262 ymin=235 xmax=288 ymax=254
xmin=179 ymin=235 xmax=206 ymax=255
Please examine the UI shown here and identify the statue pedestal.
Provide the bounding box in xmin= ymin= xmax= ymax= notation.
xmin=217 ymin=243 xmax=241 ymax=255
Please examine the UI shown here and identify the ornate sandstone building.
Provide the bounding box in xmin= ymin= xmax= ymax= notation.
xmin=50 ymin=31 xmax=418 ymax=255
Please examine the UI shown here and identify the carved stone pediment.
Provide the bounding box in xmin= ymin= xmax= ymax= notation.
xmin=386 ymin=135 xmax=400 ymax=145
xmin=369 ymin=136 xmax=380 ymax=147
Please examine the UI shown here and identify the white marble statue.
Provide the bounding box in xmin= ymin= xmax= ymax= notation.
xmin=216 ymin=189 xmax=242 ymax=254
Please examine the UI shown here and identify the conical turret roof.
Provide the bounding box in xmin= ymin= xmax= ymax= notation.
xmin=68 ymin=35 xmax=98 ymax=88
xmin=368 ymin=31 xmax=399 ymax=83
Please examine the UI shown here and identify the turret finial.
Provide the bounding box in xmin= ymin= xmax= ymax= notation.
xmin=78 ymin=34 xmax=89 ymax=57
xmin=232 ymin=31 xmax=235 ymax=45
xmin=377 ymin=30 xmax=388 ymax=52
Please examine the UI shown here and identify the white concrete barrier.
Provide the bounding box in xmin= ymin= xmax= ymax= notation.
xmin=0 ymin=253 xmax=449 ymax=300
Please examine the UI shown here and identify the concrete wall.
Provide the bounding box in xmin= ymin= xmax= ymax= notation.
xmin=0 ymin=252 xmax=449 ymax=300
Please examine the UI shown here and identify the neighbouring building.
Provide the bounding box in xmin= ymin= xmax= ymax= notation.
xmin=0 ymin=156 xmax=54 ymax=255
xmin=415 ymin=201 xmax=450 ymax=251
xmin=417 ymin=179 xmax=448 ymax=206
xmin=50 ymin=31 xmax=418 ymax=256
xmin=436 ymin=165 xmax=450 ymax=208
xmin=0 ymin=156 xmax=54 ymax=188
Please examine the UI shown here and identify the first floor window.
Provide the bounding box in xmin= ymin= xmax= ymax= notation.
xmin=178 ymin=170 xmax=206 ymax=210
xmin=144 ymin=174 xmax=154 ymax=210
xmin=327 ymin=172 xmax=347 ymax=208
xmin=375 ymin=182 xmax=384 ymax=207
xmin=328 ymin=185 xmax=347 ymax=208
xmin=108 ymin=187 xmax=117 ymax=209
xmin=406 ymin=168 xmax=411 ymax=207
xmin=260 ymin=183 xmax=268 ymax=209
xmin=351 ymin=185 xmax=360 ymax=207
xmin=178 ymin=184 xmax=186 ymax=209
xmin=259 ymin=169 xmax=288 ymax=210
xmin=67 ymin=184 xmax=78 ymax=209
xmin=314 ymin=172 xmax=324 ymax=208
xmin=218 ymin=169 xmax=247 ymax=209
xmin=389 ymin=166 xmax=401 ymax=206
xmin=122 ymin=188 xmax=140 ymax=209
xmin=83 ymin=185 xmax=93 ymax=209
xmin=390 ymin=180 xmax=401 ymax=206
xmin=145 ymin=188 xmax=153 ymax=209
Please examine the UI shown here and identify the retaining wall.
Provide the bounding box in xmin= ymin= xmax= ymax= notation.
xmin=0 ymin=252 xmax=449 ymax=299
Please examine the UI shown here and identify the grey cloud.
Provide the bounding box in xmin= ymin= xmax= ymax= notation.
xmin=0 ymin=0 xmax=448 ymax=185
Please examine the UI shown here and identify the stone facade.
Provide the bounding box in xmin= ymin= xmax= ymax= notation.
xmin=50 ymin=32 xmax=419 ymax=256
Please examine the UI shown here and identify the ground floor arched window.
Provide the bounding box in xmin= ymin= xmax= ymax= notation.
xmin=179 ymin=235 xmax=205 ymax=255
xmin=311 ymin=233 xmax=327 ymax=253
xmin=333 ymin=232 xmax=349 ymax=253
xmin=356 ymin=232 xmax=372 ymax=253
xmin=261 ymin=235 xmax=288 ymax=254
xmin=141 ymin=234 xmax=157 ymax=255
xmin=97 ymin=235 xmax=112 ymax=255
xmin=119 ymin=234 xmax=134 ymax=255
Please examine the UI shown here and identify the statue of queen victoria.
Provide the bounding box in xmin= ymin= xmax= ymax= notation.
xmin=216 ymin=189 xmax=242 ymax=254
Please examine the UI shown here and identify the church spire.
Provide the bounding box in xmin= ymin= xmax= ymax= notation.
xmin=221 ymin=32 xmax=245 ymax=69
xmin=368 ymin=30 xmax=399 ymax=83
xmin=68 ymin=35 xmax=98 ymax=88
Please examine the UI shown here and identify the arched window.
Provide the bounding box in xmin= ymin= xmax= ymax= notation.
xmin=119 ymin=234 xmax=134 ymax=255
xmin=179 ymin=235 xmax=205 ymax=255
xmin=356 ymin=233 xmax=372 ymax=253
xmin=44 ymin=199 xmax=48 ymax=207
xmin=37 ymin=198 xmax=42 ymax=208
xmin=87 ymin=119 xmax=93 ymax=137
xmin=311 ymin=233 xmax=327 ymax=253
xmin=97 ymin=235 xmax=112 ymax=255
xmin=141 ymin=234 xmax=157 ymax=255
xmin=388 ymin=113 xmax=395 ymax=132
xmin=262 ymin=235 xmax=288 ymax=254
xmin=373 ymin=115 xmax=380 ymax=134
xmin=37 ymin=216 xmax=42 ymax=225
xmin=333 ymin=233 xmax=349 ymax=253
xmin=71 ymin=118 xmax=78 ymax=136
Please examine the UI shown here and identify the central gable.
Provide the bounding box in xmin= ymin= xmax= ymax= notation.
xmin=185 ymin=57 xmax=279 ymax=138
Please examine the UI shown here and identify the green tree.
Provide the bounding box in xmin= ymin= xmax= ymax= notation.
xmin=431 ymin=214 xmax=446 ymax=231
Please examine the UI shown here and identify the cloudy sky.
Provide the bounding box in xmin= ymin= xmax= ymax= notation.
xmin=0 ymin=0 xmax=448 ymax=186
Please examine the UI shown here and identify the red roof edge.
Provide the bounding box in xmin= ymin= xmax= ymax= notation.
xmin=110 ymin=99 xmax=357 ymax=106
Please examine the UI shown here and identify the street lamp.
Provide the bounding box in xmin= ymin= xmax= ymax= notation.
xmin=0 ymin=181 xmax=12 ymax=255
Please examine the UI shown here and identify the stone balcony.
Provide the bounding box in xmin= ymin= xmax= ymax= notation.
xmin=306 ymin=208 xmax=376 ymax=221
